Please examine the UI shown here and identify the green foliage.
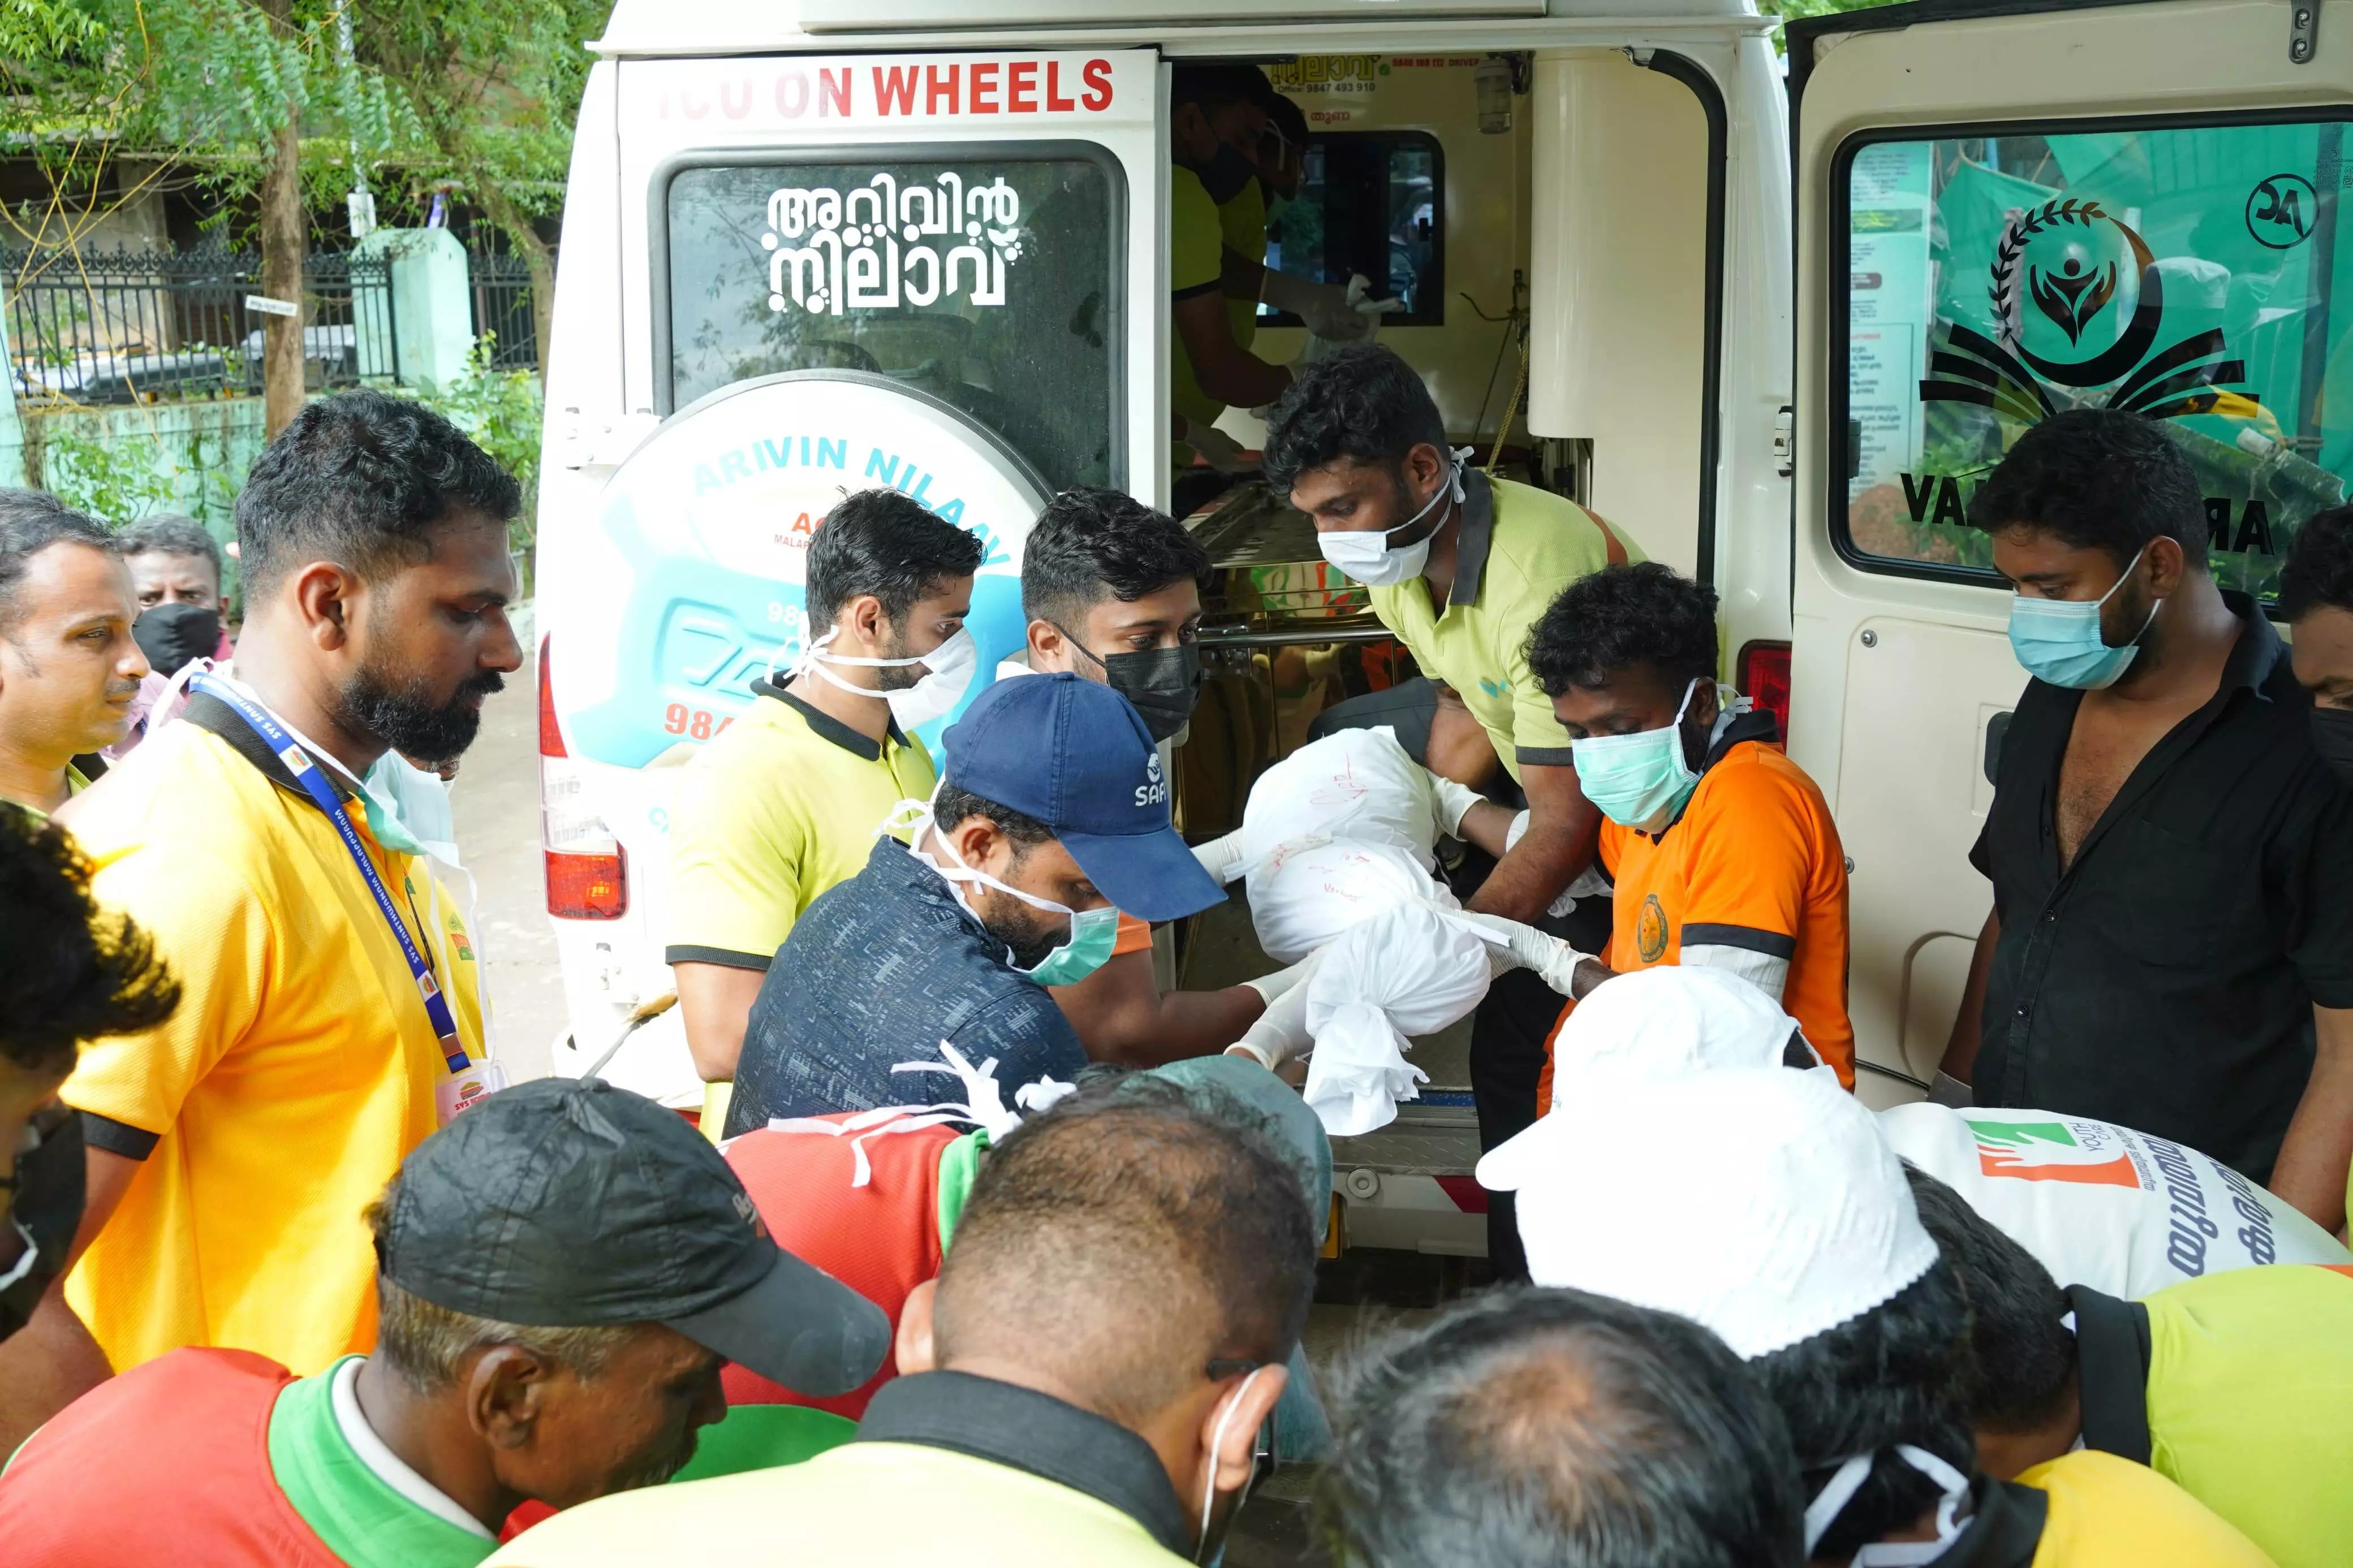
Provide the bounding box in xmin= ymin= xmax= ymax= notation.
xmin=38 ymin=417 xmax=247 ymax=536
xmin=1755 ymin=0 xmax=1902 ymax=53
xmin=393 ymin=338 xmax=544 ymax=573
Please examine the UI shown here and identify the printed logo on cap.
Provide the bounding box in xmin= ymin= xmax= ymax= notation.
xmin=1134 ymin=749 xmax=1167 ymax=811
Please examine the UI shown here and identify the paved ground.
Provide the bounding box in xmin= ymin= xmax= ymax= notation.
xmin=448 ymin=626 xmax=569 ymax=1082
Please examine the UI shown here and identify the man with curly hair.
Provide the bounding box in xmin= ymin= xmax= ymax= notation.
xmin=1525 ymin=561 xmax=1852 ymax=1087
xmin=0 ymin=809 xmax=177 ymax=1406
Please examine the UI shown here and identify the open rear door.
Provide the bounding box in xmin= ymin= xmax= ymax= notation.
xmin=1786 ymin=0 xmax=2353 ymax=1102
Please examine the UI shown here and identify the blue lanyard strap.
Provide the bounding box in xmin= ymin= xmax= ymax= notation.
xmin=193 ymin=675 xmax=471 ymax=1072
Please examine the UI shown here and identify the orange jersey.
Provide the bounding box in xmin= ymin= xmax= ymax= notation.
xmin=1594 ymin=727 xmax=1854 ymax=1086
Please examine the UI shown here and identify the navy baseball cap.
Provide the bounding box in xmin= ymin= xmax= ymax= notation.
xmin=942 ymin=673 xmax=1225 ymax=923
xmin=378 ymin=1077 xmax=891 ymax=1397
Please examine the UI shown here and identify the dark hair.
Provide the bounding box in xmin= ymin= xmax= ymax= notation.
xmin=2280 ymin=504 xmax=2353 ymax=620
xmin=934 ymin=1074 xmax=1317 ymax=1427
xmin=805 ymin=489 xmax=985 ymax=629
xmin=1901 ymin=1165 xmax=2076 ymax=1434
xmin=1264 ymin=88 xmax=1308 ymax=145
xmin=1747 ymin=1262 xmax=1977 ymax=1561
xmin=0 ymin=810 xmax=180 ymax=1073
xmin=1966 ymin=409 xmax=2207 ymax=566
xmin=1527 ymin=562 xmax=1720 ymax=698
xmin=932 ymin=783 xmax=1056 ymax=853
xmin=0 ymin=489 xmax=114 ymax=634
xmin=235 ymin=390 xmax=520 ymax=600
xmin=114 ymin=513 xmax=225 ymax=586
xmin=1021 ymin=487 xmax=1210 ymax=630
xmin=1171 ymin=63 xmax=1272 ymax=116
xmin=1321 ymin=1288 xmax=1804 ymax=1568
xmin=1262 ymin=344 xmax=1448 ymax=494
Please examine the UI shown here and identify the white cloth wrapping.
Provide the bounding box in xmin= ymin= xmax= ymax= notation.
xmin=1302 ymin=903 xmax=1496 ymax=1136
xmin=1239 ymin=726 xmax=1446 ymax=870
xmin=1248 ymin=836 xmax=1459 ymax=966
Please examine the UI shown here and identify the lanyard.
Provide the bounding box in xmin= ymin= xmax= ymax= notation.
xmin=193 ymin=675 xmax=471 ymax=1073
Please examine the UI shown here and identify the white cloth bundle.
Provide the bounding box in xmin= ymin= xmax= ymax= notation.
xmin=1239 ymin=725 xmax=1447 ymax=869
xmin=1302 ymin=903 xmax=1496 ymax=1136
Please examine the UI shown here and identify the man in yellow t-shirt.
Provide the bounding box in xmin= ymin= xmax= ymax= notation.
xmin=1912 ymin=1158 xmax=2353 ymax=1568
xmin=3 ymin=393 xmax=522 ymax=1435
xmin=668 ymin=490 xmax=981 ymax=1099
xmin=1265 ymin=343 xmax=1637 ymax=1275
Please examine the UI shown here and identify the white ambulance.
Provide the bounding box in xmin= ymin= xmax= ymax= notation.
xmin=533 ymin=0 xmax=2350 ymax=1252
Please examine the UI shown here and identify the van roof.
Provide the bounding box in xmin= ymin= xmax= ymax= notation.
xmin=593 ymin=0 xmax=1769 ymax=59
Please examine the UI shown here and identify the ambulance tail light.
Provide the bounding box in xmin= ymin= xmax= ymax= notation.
xmin=538 ymin=636 xmax=628 ymax=919
xmin=1737 ymin=640 xmax=1792 ymax=741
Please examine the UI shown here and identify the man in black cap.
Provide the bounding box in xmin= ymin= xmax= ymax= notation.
xmin=0 ymin=1078 xmax=889 ymax=1567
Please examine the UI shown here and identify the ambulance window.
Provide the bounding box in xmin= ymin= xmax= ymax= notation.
xmin=663 ymin=151 xmax=1124 ymax=490
xmin=1262 ymin=132 xmax=1445 ymax=326
xmin=1835 ymin=117 xmax=2353 ymax=601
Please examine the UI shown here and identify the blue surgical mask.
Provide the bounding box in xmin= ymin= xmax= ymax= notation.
xmin=1571 ymin=678 xmax=1704 ymax=833
xmin=916 ymin=809 xmax=1121 ymax=987
xmin=2006 ymin=545 xmax=2160 ymax=690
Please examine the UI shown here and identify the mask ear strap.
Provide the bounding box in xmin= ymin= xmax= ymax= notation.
xmin=1197 ymin=1364 xmax=1268 ymax=1561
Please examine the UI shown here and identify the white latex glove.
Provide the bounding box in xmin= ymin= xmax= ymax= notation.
xmin=1431 ymin=773 xmax=1485 ymax=837
xmin=1449 ymin=910 xmax=1594 ymax=996
xmin=1182 ymin=417 xmax=1245 ymax=474
xmin=1261 ymin=269 xmax=1402 ymax=342
xmin=1242 ymin=944 xmax=1329 ymax=1008
xmin=1227 ymin=977 xmax=1315 ymax=1070
xmin=1193 ymin=828 xmax=1249 ymax=885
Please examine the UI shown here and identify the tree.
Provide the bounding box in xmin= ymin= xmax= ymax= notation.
xmin=1 ymin=0 xmax=413 ymax=433
xmin=355 ymin=0 xmax=606 ymax=374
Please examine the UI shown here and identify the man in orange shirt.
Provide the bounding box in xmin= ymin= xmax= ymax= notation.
xmin=1525 ymin=563 xmax=1853 ymax=1086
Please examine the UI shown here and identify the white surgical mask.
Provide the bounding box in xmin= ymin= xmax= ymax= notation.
xmin=787 ymin=625 xmax=979 ymax=731
xmin=1806 ymin=1444 xmax=1973 ymax=1566
xmin=1316 ymin=446 xmax=1475 ymax=587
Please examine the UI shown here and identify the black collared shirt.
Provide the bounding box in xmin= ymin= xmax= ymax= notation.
xmin=855 ymin=1370 xmax=1192 ymax=1557
xmin=1970 ymin=592 xmax=2353 ymax=1181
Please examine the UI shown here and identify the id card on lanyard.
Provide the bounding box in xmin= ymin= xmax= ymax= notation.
xmin=194 ymin=675 xmax=506 ymax=1123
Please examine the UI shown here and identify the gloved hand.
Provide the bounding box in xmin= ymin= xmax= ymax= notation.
xmin=1260 ymin=270 xmax=1402 ymax=343
xmin=1227 ymin=975 xmax=1316 ymax=1070
xmin=1193 ymin=828 xmax=1249 ymax=885
xmin=1182 ymin=417 xmax=1246 ymax=474
xmin=1242 ymin=944 xmax=1329 ymax=1008
xmin=1449 ymin=910 xmax=1595 ymax=996
xmin=1430 ymin=773 xmax=1485 ymax=837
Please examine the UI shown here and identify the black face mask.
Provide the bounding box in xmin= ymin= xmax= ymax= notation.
xmin=132 ymin=601 xmax=221 ymax=677
xmin=1197 ymin=142 xmax=1257 ymax=205
xmin=0 ymin=1103 xmax=85 ymax=1343
xmin=2313 ymin=705 xmax=2353 ymax=784
xmin=1063 ymin=632 xmax=1203 ymax=743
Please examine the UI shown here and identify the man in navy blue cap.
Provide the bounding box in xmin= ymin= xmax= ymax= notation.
xmin=725 ymin=674 xmax=1233 ymax=1134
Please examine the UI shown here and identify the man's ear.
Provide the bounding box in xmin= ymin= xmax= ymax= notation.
xmin=1196 ymin=1363 xmax=1288 ymax=1498
xmin=1402 ymin=442 xmax=1448 ymax=497
xmin=844 ymin=593 xmax=888 ymax=653
xmin=2144 ymin=534 xmax=2190 ymax=597
xmin=943 ymin=813 xmax=1003 ymax=874
xmin=1686 ymin=676 xmax=1721 ymax=731
xmin=1026 ymin=617 xmax=1066 ymax=666
xmin=896 ymin=1278 xmax=939 ymax=1373
xmin=467 ymin=1345 xmax=550 ymax=1452
xmin=290 ymin=560 xmax=358 ymax=651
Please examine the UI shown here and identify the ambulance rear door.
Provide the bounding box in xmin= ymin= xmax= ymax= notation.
xmin=537 ymin=47 xmax=1163 ymax=1095
xmin=1786 ymin=0 xmax=2353 ymax=1102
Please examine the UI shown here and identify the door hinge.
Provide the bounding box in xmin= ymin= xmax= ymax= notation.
xmin=1773 ymin=405 xmax=1795 ymax=478
xmin=2292 ymin=0 xmax=2320 ymax=63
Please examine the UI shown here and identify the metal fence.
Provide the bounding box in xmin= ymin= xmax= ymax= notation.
xmin=467 ymin=249 xmax=541 ymax=372
xmin=3 ymin=246 xmax=398 ymax=406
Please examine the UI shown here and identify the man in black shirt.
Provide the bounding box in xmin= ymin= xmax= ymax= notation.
xmin=1940 ymin=411 xmax=2353 ymax=1229
xmin=2282 ymin=504 xmax=2353 ymax=784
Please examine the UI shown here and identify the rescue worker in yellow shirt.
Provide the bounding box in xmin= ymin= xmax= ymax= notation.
xmin=1169 ymin=66 xmax=1382 ymax=519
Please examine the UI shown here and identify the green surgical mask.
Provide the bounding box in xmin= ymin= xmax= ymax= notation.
xmin=918 ymin=811 xmax=1122 ymax=987
xmin=1570 ymin=678 xmax=1705 ymax=833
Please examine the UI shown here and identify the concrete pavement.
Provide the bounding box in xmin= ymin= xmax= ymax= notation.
xmin=449 ymin=629 xmax=568 ymax=1082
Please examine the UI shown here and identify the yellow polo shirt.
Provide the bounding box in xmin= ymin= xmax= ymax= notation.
xmin=665 ymin=684 xmax=936 ymax=972
xmin=1218 ymin=177 xmax=1268 ymax=353
xmin=61 ymin=707 xmax=484 ymax=1375
xmin=1169 ymin=164 xmax=1229 ymax=465
xmin=1365 ymin=472 xmax=1640 ymax=783
xmin=2016 ymin=1450 xmax=2273 ymax=1567
xmin=2140 ymin=1264 xmax=2353 ymax=1568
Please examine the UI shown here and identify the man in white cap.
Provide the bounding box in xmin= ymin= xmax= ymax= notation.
xmin=1477 ymin=1070 xmax=2271 ymax=1566
xmin=1542 ymin=965 xmax=1830 ymax=1097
